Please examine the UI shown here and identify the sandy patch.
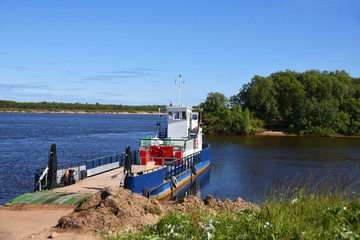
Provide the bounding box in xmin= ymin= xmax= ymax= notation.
xmin=0 ymin=204 xmax=95 ymax=240
xmin=0 ymin=188 xmax=258 ymax=239
xmin=256 ymin=130 xmax=297 ymax=136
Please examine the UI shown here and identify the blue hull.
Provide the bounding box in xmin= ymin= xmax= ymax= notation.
xmin=125 ymin=143 xmax=210 ymax=200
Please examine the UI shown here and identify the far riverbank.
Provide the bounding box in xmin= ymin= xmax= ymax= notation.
xmin=256 ymin=130 xmax=360 ymax=138
xmin=0 ymin=109 xmax=165 ymax=115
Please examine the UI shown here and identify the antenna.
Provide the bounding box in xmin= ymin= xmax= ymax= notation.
xmin=175 ymin=74 xmax=185 ymax=106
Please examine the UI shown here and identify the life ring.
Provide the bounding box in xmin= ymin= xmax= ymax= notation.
xmin=191 ymin=165 xmax=197 ymax=175
xmin=143 ymin=188 xmax=150 ymax=198
xmin=171 ymin=176 xmax=178 ymax=188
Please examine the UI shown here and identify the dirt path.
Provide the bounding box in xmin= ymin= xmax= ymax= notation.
xmin=0 ymin=205 xmax=96 ymax=240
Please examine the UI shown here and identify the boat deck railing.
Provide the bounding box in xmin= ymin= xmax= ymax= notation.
xmin=139 ymin=136 xmax=198 ymax=150
xmin=165 ymin=151 xmax=201 ymax=180
xmin=127 ymin=144 xmax=209 ymax=179
xmin=85 ymin=154 xmax=122 ymax=169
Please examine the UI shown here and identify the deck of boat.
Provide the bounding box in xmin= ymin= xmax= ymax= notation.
xmin=53 ymin=164 xmax=163 ymax=194
xmin=5 ymin=163 xmax=168 ymax=206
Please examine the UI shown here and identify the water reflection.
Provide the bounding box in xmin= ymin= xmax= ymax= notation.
xmin=194 ymin=135 xmax=360 ymax=203
xmin=172 ymin=168 xmax=211 ymax=201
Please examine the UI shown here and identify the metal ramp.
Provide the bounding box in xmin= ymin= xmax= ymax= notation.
xmin=4 ymin=191 xmax=90 ymax=206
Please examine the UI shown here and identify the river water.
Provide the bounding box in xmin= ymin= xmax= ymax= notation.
xmin=1 ymin=113 xmax=360 ymax=205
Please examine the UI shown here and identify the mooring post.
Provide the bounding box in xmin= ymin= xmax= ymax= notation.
xmin=125 ymin=146 xmax=132 ymax=173
xmin=46 ymin=144 xmax=58 ymax=190
xmin=121 ymin=146 xmax=132 ymax=188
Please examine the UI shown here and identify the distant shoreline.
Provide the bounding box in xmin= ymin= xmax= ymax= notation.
xmin=0 ymin=110 xmax=165 ymax=115
xmin=256 ymin=130 xmax=297 ymax=136
xmin=256 ymin=130 xmax=359 ymax=138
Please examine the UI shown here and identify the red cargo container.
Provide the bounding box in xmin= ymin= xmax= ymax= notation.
xmin=174 ymin=151 xmax=183 ymax=166
xmin=154 ymin=158 xmax=164 ymax=165
xmin=140 ymin=150 xmax=148 ymax=165
xmin=175 ymin=151 xmax=183 ymax=159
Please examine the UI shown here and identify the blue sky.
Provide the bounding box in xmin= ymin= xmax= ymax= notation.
xmin=0 ymin=0 xmax=359 ymax=106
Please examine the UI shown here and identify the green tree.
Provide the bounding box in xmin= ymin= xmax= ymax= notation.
xmin=235 ymin=75 xmax=279 ymax=121
xmin=201 ymin=92 xmax=229 ymax=112
xmin=230 ymin=69 xmax=360 ymax=136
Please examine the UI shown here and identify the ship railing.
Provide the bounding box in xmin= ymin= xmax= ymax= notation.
xmin=127 ymin=156 xmax=173 ymax=176
xmin=165 ymin=151 xmax=201 ymax=180
xmin=138 ymin=156 xmax=176 ymax=163
xmin=34 ymin=167 xmax=48 ymax=191
xmin=56 ymin=150 xmax=139 ymax=179
xmin=119 ymin=150 xmax=140 ymax=165
xmin=127 ymin=151 xmax=200 ymax=178
xmin=139 ymin=137 xmax=197 ymax=149
xmin=85 ymin=150 xmax=140 ymax=177
xmin=85 ymin=150 xmax=140 ymax=169
xmin=127 ymin=164 xmax=167 ymax=177
xmin=85 ymin=154 xmax=122 ymax=170
xmin=36 ymin=162 xmax=87 ymax=190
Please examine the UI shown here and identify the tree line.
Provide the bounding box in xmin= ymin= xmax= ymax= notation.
xmin=0 ymin=100 xmax=166 ymax=113
xmin=201 ymin=70 xmax=360 ymax=136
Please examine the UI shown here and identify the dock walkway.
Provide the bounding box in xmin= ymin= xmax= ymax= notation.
xmin=4 ymin=164 xmax=162 ymax=206
xmin=53 ymin=165 xmax=154 ymax=194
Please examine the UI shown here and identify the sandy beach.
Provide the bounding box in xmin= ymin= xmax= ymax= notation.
xmin=256 ymin=130 xmax=297 ymax=136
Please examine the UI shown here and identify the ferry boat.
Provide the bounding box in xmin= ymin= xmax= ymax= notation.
xmin=124 ymin=104 xmax=211 ymax=199
xmin=6 ymin=80 xmax=210 ymax=205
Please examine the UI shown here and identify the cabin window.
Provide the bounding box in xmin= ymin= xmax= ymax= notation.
xmin=168 ymin=112 xmax=173 ymax=120
xmin=192 ymin=114 xmax=198 ymax=120
xmin=182 ymin=111 xmax=186 ymax=120
xmin=174 ymin=112 xmax=180 ymax=120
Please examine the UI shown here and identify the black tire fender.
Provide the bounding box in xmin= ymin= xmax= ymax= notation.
xmin=171 ymin=176 xmax=178 ymax=188
xmin=143 ymin=188 xmax=150 ymax=198
xmin=191 ymin=165 xmax=197 ymax=175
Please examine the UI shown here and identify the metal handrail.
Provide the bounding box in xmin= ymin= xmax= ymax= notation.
xmin=165 ymin=151 xmax=201 ymax=180
xmin=139 ymin=156 xmax=176 ymax=160
xmin=129 ymin=150 xmax=202 ymax=179
xmin=85 ymin=154 xmax=119 ymax=162
xmin=128 ymin=165 xmax=166 ymax=176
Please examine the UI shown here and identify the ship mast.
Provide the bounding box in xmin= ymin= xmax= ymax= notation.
xmin=175 ymin=74 xmax=185 ymax=106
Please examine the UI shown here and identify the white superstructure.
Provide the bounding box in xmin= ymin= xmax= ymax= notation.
xmin=139 ymin=104 xmax=203 ymax=161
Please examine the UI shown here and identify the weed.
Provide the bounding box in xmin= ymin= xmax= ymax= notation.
xmin=114 ymin=172 xmax=360 ymax=239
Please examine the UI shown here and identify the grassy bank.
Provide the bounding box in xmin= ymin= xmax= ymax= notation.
xmin=111 ymin=192 xmax=359 ymax=239
xmin=108 ymin=172 xmax=360 ymax=239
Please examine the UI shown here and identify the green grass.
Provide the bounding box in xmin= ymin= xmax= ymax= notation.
xmin=104 ymin=172 xmax=360 ymax=239
xmin=107 ymin=192 xmax=360 ymax=239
